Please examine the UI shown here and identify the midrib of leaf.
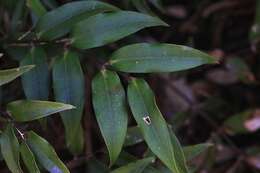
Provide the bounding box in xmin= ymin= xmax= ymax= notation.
xmin=132 ymin=81 xmax=179 ymax=172
xmin=110 ymin=56 xmax=205 ymax=64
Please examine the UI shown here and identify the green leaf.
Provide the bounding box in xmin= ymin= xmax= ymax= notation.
xmin=183 ymin=143 xmax=213 ymax=161
xmin=111 ymin=157 xmax=154 ymax=173
xmin=11 ymin=0 xmax=26 ymax=33
xmin=124 ymin=126 xmax=144 ymax=147
xmin=52 ymin=51 xmax=84 ymax=154
xmin=71 ymin=11 xmax=168 ymax=49
xmin=26 ymin=131 xmax=70 ymax=173
xmin=223 ymin=110 xmax=253 ymax=134
xmin=110 ymin=43 xmax=216 ymax=73
xmin=92 ymin=69 xmax=128 ymax=165
xmin=26 ymin=0 xmax=47 ymax=17
xmin=0 ymin=65 xmax=35 ymax=86
xmin=20 ymin=141 xmax=41 ymax=173
xmin=131 ymin=0 xmax=155 ymax=16
xmin=127 ymin=78 xmax=188 ymax=173
xmin=169 ymin=128 xmax=189 ymax=173
xmin=36 ymin=1 xmax=119 ymax=40
xmin=7 ymin=100 xmax=75 ymax=122
xmin=87 ymin=158 xmax=109 ymax=173
xmin=20 ymin=47 xmax=49 ymax=100
xmin=0 ymin=125 xmax=22 ymax=173
xmin=143 ymin=166 xmax=161 ymax=173
xmin=117 ymin=151 xmax=160 ymax=173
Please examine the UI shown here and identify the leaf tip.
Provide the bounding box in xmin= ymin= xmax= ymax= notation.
xmin=67 ymin=104 xmax=76 ymax=110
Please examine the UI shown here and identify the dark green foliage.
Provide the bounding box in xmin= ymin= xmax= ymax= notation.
xmin=2 ymin=0 xmax=245 ymax=172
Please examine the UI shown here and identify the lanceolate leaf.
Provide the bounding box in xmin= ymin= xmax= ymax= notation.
xmin=20 ymin=141 xmax=41 ymax=173
xmin=26 ymin=131 xmax=70 ymax=173
xmin=169 ymin=128 xmax=189 ymax=173
xmin=71 ymin=11 xmax=168 ymax=49
xmin=52 ymin=51 xmax=84 ymax=154
xmin=92 ymin=69 xmax=128 ymax=165
xmin=183 ymin=143 xmax=213 ymax=161
xmin=0 ymin=125 xmax=22 ymax=173
xmin=110 ymin=43 xmax=216 ymax=73
xmin=7 ymin=100 xmax=75 ymax=122
xmin=127 ymin=78 xmax=188 ymax=173
xmin=0 ymin=65 xmax=35 ymax=86
xmin=111 ymin=157 xmax=154 ymax=173
xmin=20 ymin=47 xmax=49 ymax=100
xmin=36 ymin=1 xmax=119 ymax=40
xmin=26 ymin=0 xmax=47 ymax=17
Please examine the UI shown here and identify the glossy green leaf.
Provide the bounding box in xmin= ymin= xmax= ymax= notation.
xmin=36 ymin=1 xmax=119 ymax=40
xmin=0 ymin=125 xmax=22 ymax=173
xmin=0 ymin=65 xmax=35 ymax=86
xmin=20 ymin=47 xmax=49 ymax=100
xmin=183 ymin=143 xmax=213 ymax=161
xmin=92 ymin=69 xmax=128 ymax=165
xmin=26 ymin=131 xmax=70 ymax=173
xmin=7 ymin=100 xmax=75 ymax=122
xmin=111 ymin=157 xmax=154 ymax=173
xmin=71 ymin=11 xmax=168 ymax=49
xmin=20 ymin=141 xmax=41 ymax=173
xmin=52 ymin=51 xmax=84 ymax=154
xmin=127 ymin=78 xmax=188 ymax=173
xmin=26 ymin=0 xmax=47 ymax=17
xmin=110 ymin=43 xmax=216 ymax=73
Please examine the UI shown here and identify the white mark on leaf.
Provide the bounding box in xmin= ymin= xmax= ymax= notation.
xmin=143 ymin=116 xmax=151 ymax=125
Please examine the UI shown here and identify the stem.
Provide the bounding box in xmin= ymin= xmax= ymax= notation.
xmin=84 ymin=72 xmax=93 ymax=160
